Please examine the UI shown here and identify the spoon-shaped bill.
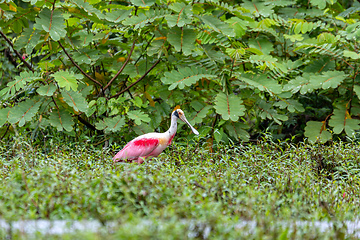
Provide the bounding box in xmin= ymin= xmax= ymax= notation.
xmin=179 ymin=114 xmax=199 ymax=135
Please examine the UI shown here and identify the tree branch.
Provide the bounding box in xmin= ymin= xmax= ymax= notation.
xmin=109 ymin=59 xmax=161 ymax=99
xmin=103 ymin=40 xmax=136 ymax=91
xmin=58 ymin=41 xmax=103 ymax=87
xmin=0 ymin=30 xmax=34 ymax=72
xmin=77 ymin=115 xmax=97 ymax=131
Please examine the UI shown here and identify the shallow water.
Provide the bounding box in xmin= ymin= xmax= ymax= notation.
xmin=1 ymin=218 xmax=359 ymax=237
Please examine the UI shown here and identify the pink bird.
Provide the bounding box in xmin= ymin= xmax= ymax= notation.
xmin=113 ymin=108 xmax=199 ymax=163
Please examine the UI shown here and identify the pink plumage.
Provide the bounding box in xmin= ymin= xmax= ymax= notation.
xmin=113 ymin=109 xmax=199 ymax=164
xmin=113 ymin=136 xmax=160 ymax=163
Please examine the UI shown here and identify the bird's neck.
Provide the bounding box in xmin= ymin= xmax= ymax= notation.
xmin=166 ymin=115 xmax=178 ymax=138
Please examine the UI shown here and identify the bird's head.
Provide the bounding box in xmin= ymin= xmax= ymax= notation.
xmin=172 ymin=109 xmax=199 ymax=135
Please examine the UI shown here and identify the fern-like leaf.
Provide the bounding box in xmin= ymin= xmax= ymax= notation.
xmin=198 ymin=15 xmax=235 ymax=37
xmin=258 ymin=100 xmax=288 ymax=124
xmin=238 ymin=73 xmax=282 ymax=95
xmin=161 ymin=66 xmax=217 ymax=90
xmin=197 ymin=31 xmax=231 ymax=48
xmin=123 ymin=9 xmax=169 ymax=29
xmin=295 ymin=43 xmax=343 ymax=58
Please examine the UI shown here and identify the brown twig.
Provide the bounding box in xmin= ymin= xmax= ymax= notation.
xmin=103 ymin=40 xmax=136 ymax=91
xmin=109 ymin=59 xmax=161 ymax=99
xmin=58 ymin=41 xmax=103 ymax=87
xmin=0 ymin=124 xmax=10 ymax=141
xmin=192 ymin=180 xmax=206 ymax=190
xmin=77 ymin=115 xmax=97 ymax=131
xmin=0 ymin=30 xmax=34 ymax=72
xmin=210 ymin=114 xmax=219 ymax=136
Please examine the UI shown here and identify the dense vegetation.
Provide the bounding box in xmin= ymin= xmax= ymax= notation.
xmin=1 ymin=0 xmax=360 ymax=144
xmin=0 ymin=139 xmax=360 ymax=238
xmin=1 ymin=0 xmax=360 ymax=239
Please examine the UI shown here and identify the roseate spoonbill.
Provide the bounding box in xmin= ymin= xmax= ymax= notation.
xmin=113 ymin=109 xmax=199 ymax=163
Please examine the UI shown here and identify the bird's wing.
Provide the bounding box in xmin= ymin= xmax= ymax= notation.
xmin=113 ymin=137 xmax=159 ymax=161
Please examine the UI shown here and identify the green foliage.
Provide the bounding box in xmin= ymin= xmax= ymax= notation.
xmin=304 ymin=121 xmax=332 ymax=143
xmin=8 ymin=98 xmax=42 ymax=126
xmin=161 ymin=66 xmax=217 ymax=90
xmin=0 ymin=140 xmax=359 ymax=238
xmin=33 ymin=8 xmax=66 ymax=41
xmin=329 ymin=105 xmax=360 ymax=136
xmin=0 ymin=0 xmax=360 ymax=144
xmin=51 ymin=71 xmax=83 ymax=91
xmin=60 ymin=89 xmax=88 ymax=113
xmin=214 ymin=92 xmax=245 ymax=121
xmin=48 ymin=109 xmax=74 ymax=132
xmin=95 ymin=115 xmax=125 ymax=133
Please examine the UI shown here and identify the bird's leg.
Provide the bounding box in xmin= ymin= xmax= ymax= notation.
xmin=114 ymin=159 xmax=126 ymax=163
xmin=136 ymin=157 xmax=146 ymax=164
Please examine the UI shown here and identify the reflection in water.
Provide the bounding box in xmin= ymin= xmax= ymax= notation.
xmin=0 ymin=219 xmax=359 ymax=237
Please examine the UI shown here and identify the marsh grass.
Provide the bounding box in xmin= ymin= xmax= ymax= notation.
xmin=0 ymin=138 xmax=359 ymax=239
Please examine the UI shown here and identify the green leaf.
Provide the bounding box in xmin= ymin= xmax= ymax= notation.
xmin=85 ymin=98 xmax=96 ymax=116
xmin=127 ymin=110 xmax=151 ymax=125
xmin=167 ymin=26 xmax=197 ymax=56
xmin=14 ymin=28 xmax=42 ymax=55
xmin=214 ymin=93 xmax=245 ymax=121
xmin=238 ymin=73 xmax=282 ymax=95
xmin=48 ymin=109 xmax=74 ymax=132
xmin=148 ymin=34 xmax=167 ymax=56
xmin=248 ymin=38 xmax=274 ymax=55
xmin=274 ymin=99 xmax=305 ymax=113
xmin=249 ymin=55 xmax=286 ymax=72
xmin=284 ymin=71 xmax=346 ymax=94
xmin=130 ymin=0 xmax=155 ymax=7
xmin=104 ymin=9 xmax=132 ymax=23
xmin=95 ymin=115 xmax=125 ymax=133
xmin=71 ymin=0 xmax=105 ymax=20
xmin=264 ymin=0 xmax=295 ymax=7
xmin=321 ymin=71 xmax=347 ymax=89
xmin=133 ymin=123 xmax=153 ymax=136
xmin=226 ymin=48 xmax=246 ymax=60
xmin=51 ymin=70 xmax=83 ymax=91
xmin=123 ymin=9 xmax=169 ymax=29
xmin=23 ymin=0 xmax=45 ymax=5
xmin=8 ymin=98 xmax=42 ymax=127
xmin=329 ymin=105 xmax=360 ymax=137
xmin=199 ymin=15 xmax=235 ymax=37
xmin=241 ymin=1 xmax=274 ymax=17
xmin=37 ymin=84 xmax=57 ymax=96
xmin=304 ymin=121 xmax=332 ymax=143
xmin=34 ymin=8 xmax=66 ymax=41
xmin=310 ymin=0 xmax=326 ymax=9
xmin=78 ymin=84 xmax=93 ymax=97
xmin=189 ymin=105 xmax=212 ymax=125
xmin=284 ymin=34 xmax=304 ymax=42
xmin=60 ymin=89 xmax=88 ymax=113
xmin=343 ymin=50 xmax=360 ymax=59
xmin=354 ymin=85 xmax=360 ymax=100
xmin=166 ymin=2 xmax=192 ymax=27
xmin=0 ymin=108 xmax=10 ymax=127
xmin=72 ymin=49 xmax=101 ymax=65
xmin=2 ymin=71 xmax=42 ymax=98
xmin=161 ymin=66 xmax=217 ymax=90
xmin=214 ymin=128 xmax=225 ymax=144
xmin=226 ymin=17 xmax=248 ymax=38
xmin=303 ymin=57 xmax=335 ymax=73
xmin=73 ymin=30 xmax=94 ymax=47
xmin=225 ymin=122 xmax=250 ymax=142
xmin=257 ymin=100 xmax=288 ymax=124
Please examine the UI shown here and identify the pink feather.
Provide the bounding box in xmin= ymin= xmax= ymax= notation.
xmin=113 ymin=137 xmax=159 ymax=162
